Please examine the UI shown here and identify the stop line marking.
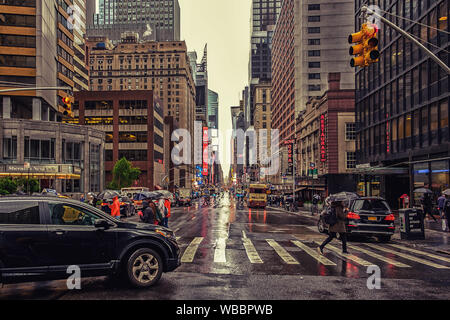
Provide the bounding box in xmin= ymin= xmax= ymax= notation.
xmin=266 ymin=239 xmax=299 ymax=264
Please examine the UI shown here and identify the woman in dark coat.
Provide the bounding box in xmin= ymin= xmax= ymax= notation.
xmin=318 ymin=201 xmax=349 ymax=254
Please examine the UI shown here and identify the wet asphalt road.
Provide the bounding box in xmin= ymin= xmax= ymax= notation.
xmin=1 ymin=193 xmax=450 ymax=300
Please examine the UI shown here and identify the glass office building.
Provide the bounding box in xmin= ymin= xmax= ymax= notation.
xmin=89 ymin=0 xmax=181 ymax=42
xmin=354 ymin=0 xmax=449 ymax=207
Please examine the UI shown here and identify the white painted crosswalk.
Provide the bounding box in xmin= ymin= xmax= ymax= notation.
xmin=180 ymin=237 xmax=204 ymax=263
xmin=266 ymin=239 xmax=299 ymax=264
xmin=178 ymin=236 xmax=450 ymax=272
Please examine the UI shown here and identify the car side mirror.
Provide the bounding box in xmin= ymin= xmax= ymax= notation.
xmin=94 ymin=219 xmax=110 ymax=230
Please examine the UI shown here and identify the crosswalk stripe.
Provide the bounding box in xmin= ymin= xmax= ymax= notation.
xmin=266 ymin=239 xmax=299 ymax=264
xmin=243 ymin=238 xmax=263 ymax=264
xmin=365 ymin=244 xmax=450 ymax=269
xmin=214 ymin=238 xmax=227 ymax=263
xmin=347 ymin=244 xmax=411 ymax=268
xmin=291 ymin=240 xmax=336 ymax=266
xmin=387 ymin=243 xmax=450 ymax=263
xmin=313 ymin=241 xmax=373 ymax=266
xmin=181 ymin=237 xmax=204 ymax=263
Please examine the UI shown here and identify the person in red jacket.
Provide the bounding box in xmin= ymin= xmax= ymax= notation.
xmin=163 ymin=197 xmax=171 ymax=228
xmin=109 ymin=196 xmax=121 ymax=220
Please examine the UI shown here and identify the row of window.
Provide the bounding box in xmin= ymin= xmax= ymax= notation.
xmin=0 ymin=55 xmax=35 ymax=68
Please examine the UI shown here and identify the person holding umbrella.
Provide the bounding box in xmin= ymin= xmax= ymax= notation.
xmin=317 ymin=200 xmax=349 ymax=255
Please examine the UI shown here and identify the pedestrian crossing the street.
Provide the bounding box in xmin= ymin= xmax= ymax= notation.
xmin=178 ymin=236 xmax=450 ymax=273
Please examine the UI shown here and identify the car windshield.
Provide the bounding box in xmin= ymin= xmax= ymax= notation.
xmin=353 ymin=199 xmax=391 ymax=212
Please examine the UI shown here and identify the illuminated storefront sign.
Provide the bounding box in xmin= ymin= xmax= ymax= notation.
xmin=320 ymin=114 xmax=326 ymax=162
xmin=202 ymin=127 xmax=208 ymax=176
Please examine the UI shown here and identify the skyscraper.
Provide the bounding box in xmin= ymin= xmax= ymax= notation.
xmin=87 ymin=0 xmax=181 ymax=43
xmin=207 ymin=89 xmax=219 ymax=130
xmin=246 ymin=0 xmax=281 ymax=128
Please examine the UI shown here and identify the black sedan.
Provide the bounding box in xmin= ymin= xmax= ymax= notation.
xmin=318 ymin=197 xmax=395 ymax=242
xmin=0 ymin=196 xmax=180 ymax=287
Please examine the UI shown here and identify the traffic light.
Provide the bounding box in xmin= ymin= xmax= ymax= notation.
xmin=61 ymin=96 xmax=73 ymax=117
xmin=349 ymin=23 xmax=380 ymax=68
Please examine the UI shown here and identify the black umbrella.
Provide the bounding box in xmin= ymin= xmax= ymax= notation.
xmin=413 ymin=188 xmax=432 ymax=194
xmin=133 ymin=191 xmax=154 ymax=200
xmin=144 ymin=191 xmax=163 ymax=201
xmin=326 ymin=192 xmax=360 ymax=205
xmin=97 ymin=190 xmax=120 ymax=200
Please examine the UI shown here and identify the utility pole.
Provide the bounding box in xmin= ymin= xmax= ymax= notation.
xmin=361 ymin=6 xmax=450 ymax=74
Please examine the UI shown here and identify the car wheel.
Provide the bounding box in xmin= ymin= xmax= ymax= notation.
xmin=126 ymin=248 xmax=163 ymax=288
xmin=317 ymin=217 xmax=327 ymax=234
xmin=377 ymin=235 xmax=391 ymax=243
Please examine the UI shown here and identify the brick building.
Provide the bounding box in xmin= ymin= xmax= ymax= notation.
xmin=73 ymin=90 xmax=165 ymax=189
xmin=295 ymin=73 xmax=356 ymax=198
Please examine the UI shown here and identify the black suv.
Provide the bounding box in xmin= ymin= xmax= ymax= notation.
xmin=318 ymin=197 xmax=395 ymax=242
xmin=0 ymin=196 xmax=180 ymax=287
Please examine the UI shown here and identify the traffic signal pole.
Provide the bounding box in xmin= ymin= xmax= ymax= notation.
xmin=361 ymin=6 xmax=450 ymax=74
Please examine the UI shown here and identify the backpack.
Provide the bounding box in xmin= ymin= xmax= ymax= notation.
xmin=323 ymin=206 xmax=338 ymax=226
xmin=155 ymin=205 xmax=163 ymax=223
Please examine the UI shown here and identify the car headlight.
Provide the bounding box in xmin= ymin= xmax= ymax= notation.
xmin=155 ymin=229 xmax=175 ymax=240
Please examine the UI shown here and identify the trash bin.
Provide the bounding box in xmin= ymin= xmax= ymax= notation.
xmin=398 ymin=208 xmax=425 ymax=240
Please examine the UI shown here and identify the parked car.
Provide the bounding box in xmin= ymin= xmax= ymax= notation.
xmin=0 ymin=196 xmax=180 ymax=287
xmin=317 ymin=196 xmax=395 ymax=242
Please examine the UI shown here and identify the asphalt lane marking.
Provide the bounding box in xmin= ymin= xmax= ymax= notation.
xmin=365 ymin=244 xmax=450 ymax=269
xmin=387 ymin=243 xmax=450 ymax=263
xmin=214 ymin=238 xmax=227 ymax=263
xmin=291 ymin=240 xmax=336 ymax=266
xmin=313 ymin=241 xmax=373 ymax=266
xmin=266 ymin=239 xmax=299 ymax=264
xmin=180 ymin=237 xmax=204 ymax=263
xmin=347 ymin=244 xmax=411 ymax=268
xmin=243 ymin=238 xmax=263 ymax=264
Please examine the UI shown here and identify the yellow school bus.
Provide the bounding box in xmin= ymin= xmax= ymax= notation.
xmin=248 ymin=184 xmax=268 ymax=208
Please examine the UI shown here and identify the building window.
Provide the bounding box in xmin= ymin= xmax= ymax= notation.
xmin=308 ymin=50 xmax=321 ymax=57
xmin=308 ymin=4 xmax=320 ymax=10
xmin=307 ymin=27 xmax=320 ymax=34
xmin=308 ymin=16 xmax=320 ymax=22
xmin=308 ymin=39 xmax=320 ymax=45
xmin=346 ymin=123 xmax=356 ymax=140
xmin=308 ymin=84 xmax=321 ymax=91
xmin=2 ymin=136 xmax=17 ymax=161
xmin=308 ymin=73 xmax=321 ymax=80
xmin=309 ymin=62 xmax=320 ymax=68
xmin=346 ymin=152 xmax=356 ymax=169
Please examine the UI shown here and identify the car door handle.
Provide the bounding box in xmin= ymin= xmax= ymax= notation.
xmin=52 ymin=230 xmax=66 ymax=235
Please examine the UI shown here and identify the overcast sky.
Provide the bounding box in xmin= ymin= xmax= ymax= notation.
xmin=179 ymin=0 xmax=251 ymax=179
